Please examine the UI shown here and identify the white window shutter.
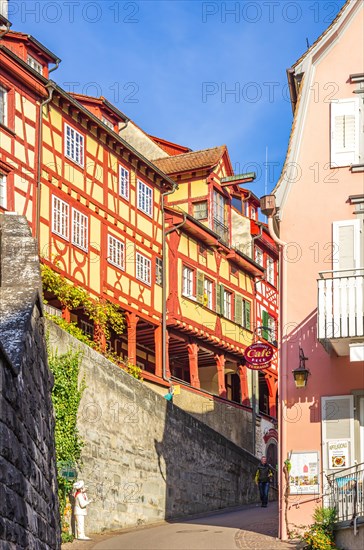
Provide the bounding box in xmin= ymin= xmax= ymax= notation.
xmin=332 ymin=219 xmax=361 ymax=271
xmin=321 ymin=395 xmax=355 ymax=472
xmin=330 ymin=98 xmax=360 ymax=167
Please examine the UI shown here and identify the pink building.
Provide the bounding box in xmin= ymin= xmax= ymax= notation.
xmin=261 ymin=0 xmax=364 ymax=544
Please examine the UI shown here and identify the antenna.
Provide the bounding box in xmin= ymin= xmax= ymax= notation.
xmin=306 ymin=38 xmax=310 ymax=49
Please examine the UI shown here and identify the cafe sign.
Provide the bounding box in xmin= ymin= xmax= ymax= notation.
xmin=244 ymin=342 xmax=274 ymax=369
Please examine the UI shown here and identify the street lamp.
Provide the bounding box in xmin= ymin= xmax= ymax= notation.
xmin=292 ymin=347 xmax=310 ymax=388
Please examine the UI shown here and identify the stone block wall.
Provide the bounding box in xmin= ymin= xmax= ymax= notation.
xmin=48 ymin=321 xmax=261 ymax=534
xmin=0 ymin=213 xmax=60 ymax=549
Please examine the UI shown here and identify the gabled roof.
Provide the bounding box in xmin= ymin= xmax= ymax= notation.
xmin=149 ymin=135 xmax=191 ymax=156
xmin=5 ymin=30 xmax=60 ymax=63
xmin=153 ymin=146 xmax=227 ymax=174
xmin=70 ymin=93 xmax=129 ymax=122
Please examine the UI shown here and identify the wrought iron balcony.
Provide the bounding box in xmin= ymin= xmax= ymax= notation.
xmin=317 ymin=268 xmax=364 ymax=356
xmin=326 ymin=462 xmax=364 ymax=524
xmin=212 ymin=217 xmax=229 ymax=245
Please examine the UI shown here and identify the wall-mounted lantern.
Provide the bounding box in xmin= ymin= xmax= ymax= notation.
xmin=292 ymin=347 xmax=310 ymax=388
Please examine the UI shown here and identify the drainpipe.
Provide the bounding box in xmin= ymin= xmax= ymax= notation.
xmin=0 ymin=19 xmax=11 ymax=38
xmin=35 ymin=82 xmax=56 ymax=245
xmin=260 ymin=194 xmax=287 ymax=538
xmin=118 ymin=118 xmax=129 ymax=133
xmin=49 ymin=59 xmax=60 ymax=74
xmin=161 ymin=187 xmax=180 ymax=383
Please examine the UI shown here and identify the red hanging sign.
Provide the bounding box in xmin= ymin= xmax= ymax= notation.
xmin=244 ymin=342 xmax=274 ymax=370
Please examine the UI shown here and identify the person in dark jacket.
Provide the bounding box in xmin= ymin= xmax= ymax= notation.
xmin=255 ymin=456 xmax=274 ymax=507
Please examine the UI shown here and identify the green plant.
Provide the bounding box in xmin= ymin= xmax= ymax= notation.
xmin=47 ymin=315 xmax=94 ymax=347
xmin=302 ymin=507 xmax=338 ymax=550
xmin=48 ymin=347 xmax=85 ymax=544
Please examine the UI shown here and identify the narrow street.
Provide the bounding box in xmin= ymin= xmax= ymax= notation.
xmin=64 ymin=503 xmax=302 ymax=550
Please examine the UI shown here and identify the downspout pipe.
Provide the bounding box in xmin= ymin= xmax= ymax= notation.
xmin=161 ymin=186 xmax=180 ymax=384
xmin=35 ymin=82 xmax=56 ymax=245
xmin=49 ymin=59 xmax=60 ymax=74
xmin=0 ymin=19 xmax=11 ymax=38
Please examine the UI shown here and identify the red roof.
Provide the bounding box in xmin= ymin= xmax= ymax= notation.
xmin=153 ymin=146 xmax=227 ymax=174
xmin=149 ymin=135 xmax=191 ymax=156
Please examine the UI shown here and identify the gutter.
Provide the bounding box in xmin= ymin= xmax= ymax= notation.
xmin=0 ymin=16 xmax=11 ymax=38
xmin=35 ymin=82 xmax=56 ymax=244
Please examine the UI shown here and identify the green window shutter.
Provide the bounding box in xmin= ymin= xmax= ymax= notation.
xmin=262 ymin=310 xmax=269 ymax=340
xmin=244 ymin=300 xmax=251 ymax=330
xmin=220 ymin=284 xmax=225 ymax=316
xmin=235 ymin=294 xmax=242 ymax=325
xmin=196 ymin=271 xmax=204 ymax=303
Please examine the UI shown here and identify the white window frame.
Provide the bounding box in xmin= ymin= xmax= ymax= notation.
xmin=108 ymin=234 xmax=125 ymax=270
xmin=0 ymin=173 xmax=7 ymax=209
xmin=137 ymin=180 xmax=153 ymax=217
xmin=223 ymin=289 xmax=232 ymax=320
xmin=321 ymin=395 xmax=355 ymax=472
xmin=332 ymin=219 xmax=361 ymax=271
xmin=330 ymin=98 xmax=361 ymax=167
xmin=136 ymin=252 xmax=151 ymax=285
xmin=119 ymin=165 xmax=129 ymax=200
xmin=52 ymin=195 xmax=69 ymax=240
xmin=0 ymin=85 xmax=7 ymax=127
xmin=193 ymin=201 xmax=208 ymax=220
xmin=156 ymin=257 xmax=163 ymax=285
xmin=72 ymin=209 xmax=88 ymax=251
xmin=27 ymin=54 xmax=43 ymax=75
xmin=182 ymin=265 xmax=194 ymax=298
xmin=64 ymin=123 xmax=84 ymax=167
xmin=255 ymin=246 xmax=263 ymax=266
xmin=204 ymin=277 xmax=213 ymax=309
xmin=267 ymin=255 xmax=275 ymax=285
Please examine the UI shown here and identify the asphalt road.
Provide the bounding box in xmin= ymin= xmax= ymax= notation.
xmin=89 ymin=503 xmax=301 ymax=550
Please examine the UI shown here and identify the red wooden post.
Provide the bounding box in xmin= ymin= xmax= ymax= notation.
xmin=215 ymin=353 xmax=226 ymax=398
xmin=125 ymin=312 xmax=139 ymax=365
xmin=187 ymin=342 xmax=200 ymax=388
xmin=238 ymin=364 xmax=250 ymax=406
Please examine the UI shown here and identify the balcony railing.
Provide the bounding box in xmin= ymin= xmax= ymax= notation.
xmin=212 ymin=217 xmax=229 ymax=245
xmin=326 ymin=462 xmax=364 ymax=523
xmin=317 ymin=268 xmax=364 ymax=342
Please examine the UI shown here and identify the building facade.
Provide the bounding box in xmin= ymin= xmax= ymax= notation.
xmin=263 ymin=0 xmax=364 ymax=538
xmin=1 ymin=18 xmax=280 ymax=457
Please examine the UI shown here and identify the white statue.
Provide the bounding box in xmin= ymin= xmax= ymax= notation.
xmin=73 ymin=480 xmax=93 ymax=540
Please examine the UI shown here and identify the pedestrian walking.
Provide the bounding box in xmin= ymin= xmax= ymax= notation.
xmin=255 ymin=456 xmax=274 ymax=507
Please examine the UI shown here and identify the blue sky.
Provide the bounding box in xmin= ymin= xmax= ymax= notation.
xmin=9 ymin=0 xmax=346 ymax=196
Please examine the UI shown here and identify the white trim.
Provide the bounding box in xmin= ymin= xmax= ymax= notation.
xmin=0 ymin=84 xmax=7 ymax=127
xmin=119 ymin=165 xmax=129 ymax=200
xmin=71 ymin=209 xmax=88 ymax=251
xmin=0 ymin=173 xmax=7 ymax=209
xmin=321 ymin=395 xmax=355 ymax=472
xmin=332 ymin=219 xmax=361 ymax=271
xmin=136 ymin=252 xmax=151 ymax=285
xmin=360 ymin=397 xmax=364 ymax=463
xmin=108 ymin=234 xmax=125 ymax=270
xmin=137 ymin=180 xmax=153 ymax=217
xmin=64 ymin=123 xmax=84 ymax=167
xmin=52 ymin=195 xmax=69 ymax=240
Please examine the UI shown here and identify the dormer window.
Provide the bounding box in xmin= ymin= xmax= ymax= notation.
xmin=101 ymin=116 xmax=114 ymax=130
xmin=27 ymin=54 xmax=43 ymax=75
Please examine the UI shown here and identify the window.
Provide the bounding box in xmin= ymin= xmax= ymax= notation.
xmin=267 ymin=256 xmax=275 ymax=285
xmin=204 ymin=278 xmax=213 ymax=309
xmin=0 ymin=173 xmax=7 ymax=209
xmin=193 ymin=201 xmax=208 ymax=220
xmin=255 ymin=246 xmax=263 ymax=266
xmin=156 ymin=257 xmax=163 ymax=285
xmin=136 ymin=252 xmax=151 ymax=285
xmin=119 ymin=165 xmax=129 ymax=200
xmin=65 ymin=123 xmax=84 ymax=167
xmin=72 ymin=209 xmax=88 ymax=251
xmin=223 ymin=289 xmax=232 ymax=320
xmin=27 ymin=55 xmax=43 ymax=75
xmin=251 ymin=206 xmax=257 ymax=220
xmin=212 ymin=190 xmax=229 ymax=244
xmin=80 ymin=319 xmax=94 ymax=338
xmin=137 ymin=180 xmax=153 ymax=217
xmin=330 ymin=98 xmax=361 ymax=167
xmin=52 ymin=195 xmax=69 ymax=239
xmin=182 ymin=266 xmax=194 ymax=297
xmin=108 ymin=235 xmax=124 ymax=270
xmin=0 ymin=85 xmax=7 ymax=126
xmin=102 ymin=116 xmax=114 ymax=130
xmin=332 ymin=219 xmax=361 ymax=272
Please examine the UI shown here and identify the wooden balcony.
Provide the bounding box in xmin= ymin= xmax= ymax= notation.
xmin=318 ymin=268 xmax=364 ymax=356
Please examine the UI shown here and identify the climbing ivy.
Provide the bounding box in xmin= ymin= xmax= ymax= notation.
xmin=48 ymin=347 xmax=85 ymax=543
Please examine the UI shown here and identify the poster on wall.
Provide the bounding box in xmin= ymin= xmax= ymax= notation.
xmin=328 ymin=440 xmax=349 ymax=469
xmin=289 ymin=452 xmax=319 ymax=494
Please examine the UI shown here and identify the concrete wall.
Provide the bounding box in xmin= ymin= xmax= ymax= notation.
xmin=335 ymin=522 xmax=364 ymax=550
xmin=47 ymin=321 xmax=262 ymax=534
xmin=0 ymin=213 xmax=60 ymax=550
